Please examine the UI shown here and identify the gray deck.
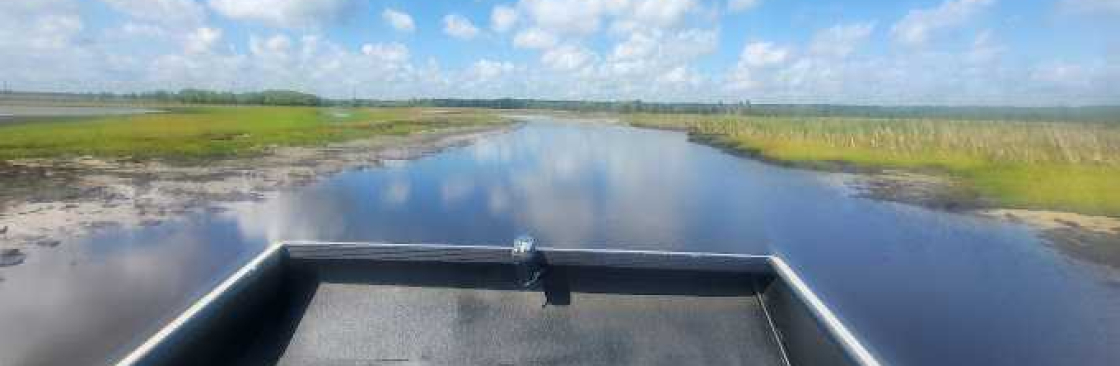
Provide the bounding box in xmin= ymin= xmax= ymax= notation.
xmin=277 ymin=280 xmax=786 ymax=366
xmin=118 ymin=245 xmax=865 ymax=366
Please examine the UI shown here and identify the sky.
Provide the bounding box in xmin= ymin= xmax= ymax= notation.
xmin=0 ymin=0 xmax=1118 ymax=105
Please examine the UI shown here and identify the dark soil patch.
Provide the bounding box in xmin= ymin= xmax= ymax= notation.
xmin=1043 ymin=228 xmax=1120 ymax=270
xmin=0 ymin=248 xmax=26 ymax=267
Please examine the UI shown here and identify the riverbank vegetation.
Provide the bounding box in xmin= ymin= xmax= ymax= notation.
xmin=628 ymin=114 xmax=1120 ymax=217
xmin=0 ymin=106 xmax=505 ymax=161
xmin=3 ymin=89 xmax=324 ymax=106
xmin=8 ymin=90 xmax=1118 ymax=123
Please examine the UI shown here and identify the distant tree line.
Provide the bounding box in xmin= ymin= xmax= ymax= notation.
xmin=2 ymin=89 xmax=1117 ymax=123
xmin=355 ymin=98 xmax=1120 ymax=123
xmin=361 ymin=98 xmax=738 ymax=114
xmin=155 ymin=89 xmax=322 ymax=106
xmin=1 ymin=89 xmax=323 ymax=106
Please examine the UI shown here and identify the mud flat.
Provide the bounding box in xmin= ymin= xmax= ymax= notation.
xmin=836 ymin=170 xmax=1120 ymax=270
xmin=0 ymin=124 xmax=517 ymax=264
xmin=977 ymin=209 xmax=1120 ymax=270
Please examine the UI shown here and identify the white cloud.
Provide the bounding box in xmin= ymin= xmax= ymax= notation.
xmin=606 ymin=0 xmax=698 ymax=35
xmin=443 ymin=14 xmax=480 ymax=40
xmin=102 ymin=0 xmax=206 ymax=29
xmin=361 ymin=42 xmax=410 ymax=64
xmin=669 ymin=28 xmax=720 ymax=60
xmin=513 ymin=28 xmax=557 ymax=49
xmin=0 ymin=0 xmax=82 ymax=51
xmin=2 ymin=0 xmax=1116 ymax=106
xmin=728 ymin=0 xmax=760 ymax=12
xmin=382 ymin=8 xmax=415 ymax=33
xmin=249 ymin=34 xmax=292 ymax=61
xmin=454 ymin=59 xmax=526 ymax=98
xmin=628 ymin=0 xmax=696 ymax=28
xmin=541 ymin=44 xmax=596 ymax=71
xmin=506 ymin=0 xmax=710 ymax=98
xmin=153 ymin=35 xmax=422 ymax=97
xmin=261 ymin=35 xmax=292 ymax=54
xmin=1 ymin=1 xmax=162 ymax=94
xmin=1030 ymin=62 xmax=1093 ymax=89
xmin=27 ymin=12 xmax=84 ymax=50
xmin=518 ymin=0 xmax=608 ymax=36
xmin=727 ymin=41 xmax=791 ymax=91
xmin=716 ymin=28 xmax=1114 ymax=105
xmin=608 ymin=28 xmax=717 ymax=66
xmin=184 ymin=27 xmax=222 ymax=54
xmin=656 ymin=65 xmax=701 ymax=85
xmin=891 ymin=0 xmax=995 ymax=46
xmin=491 ymin=5 xmax=518 ymax=32
xmin=207 ymin=0 xmax=354 ymax=29
xmin=741 ymin=42 xmax=789 ymax=67
xmin=469 ymin=59 xmax=516 ymax=81
xmin=118 ymin=22 xmax=167 ymax=38
xmin=611 ymin=32 xmax=656 ymax=60
xmin=1059 ymin=0 xmax=1120 ymax=14
xmin=809 ymin=22 xmax=875 ymax=58
xmin=583 ymin=28 xmax=718 ymax=99
xmin=509 ymin=0 xmax=700 ymax=48
xmin=966 ymin=30 xmax=1002 ymax=64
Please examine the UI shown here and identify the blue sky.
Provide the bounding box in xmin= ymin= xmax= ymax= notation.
xmin=1 ymin=0 xmax=1117 ymax=105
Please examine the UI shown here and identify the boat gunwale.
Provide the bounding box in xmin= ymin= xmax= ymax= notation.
xmin=283 ymin=241 xmax=774 ymax=260
xmin=770 ymin=256 xmax=882 ymax=366
xmin=115 ymin=241 xmax=882 ymax=366
xmin=114 ymin=243 xmax=285 ymax=366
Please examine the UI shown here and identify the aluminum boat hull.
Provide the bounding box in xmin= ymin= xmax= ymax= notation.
xmin=116 ymin=243 xmax=879 ymax=366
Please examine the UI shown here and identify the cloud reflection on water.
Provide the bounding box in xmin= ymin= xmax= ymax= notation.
xmin=217 ymin=119 xmax=728 ymax=250
xmin=0 ymin=223 xmax=254 ymax=365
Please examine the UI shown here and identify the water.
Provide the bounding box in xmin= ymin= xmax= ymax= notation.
xmin=1 ymin=117 xmax=1119 ymax=365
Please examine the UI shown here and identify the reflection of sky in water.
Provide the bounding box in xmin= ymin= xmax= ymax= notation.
xmin=0 ymin=218 xmax=264 ymax=365
xmin=226 ymin=121 xmax=774 ymax=252
xmin=2 ymin=118 xmax=1119 ymax=366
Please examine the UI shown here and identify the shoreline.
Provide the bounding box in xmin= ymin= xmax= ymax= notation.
xmin=664 ymin=127 xmax=1120 ymax=270
xmin=3 ymin=119 xmax=1118 ymax=272
xmin=851 ymin=171 xmax=1120 ymax=270
xmin=0 ymin=123 xmax=517 ymax=266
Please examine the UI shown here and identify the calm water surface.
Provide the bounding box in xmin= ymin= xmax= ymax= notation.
xmin=1 ymin=117 xmax=1118 ymax=365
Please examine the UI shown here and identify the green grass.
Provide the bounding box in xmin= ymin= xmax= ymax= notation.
xmin=628 ymin=113 xmax=1120 ymax=217
xmin=0 ymin=106 xmax=505 ymax=161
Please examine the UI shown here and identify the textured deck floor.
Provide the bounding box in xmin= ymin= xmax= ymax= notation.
xmin=277 ymin=281 xmax=786 ymax=366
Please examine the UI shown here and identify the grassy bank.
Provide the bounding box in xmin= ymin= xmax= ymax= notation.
xmin=628 ymin=114 xmax=1120 ymax=217
xmin=0 ymin=106 xmax=506 ymax=161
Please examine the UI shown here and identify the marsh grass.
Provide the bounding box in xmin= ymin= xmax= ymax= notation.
xmin=629 ymin=113 xmax=1120 ymax=216
xmin=0 ymin=106 xmax=504 ymax=161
